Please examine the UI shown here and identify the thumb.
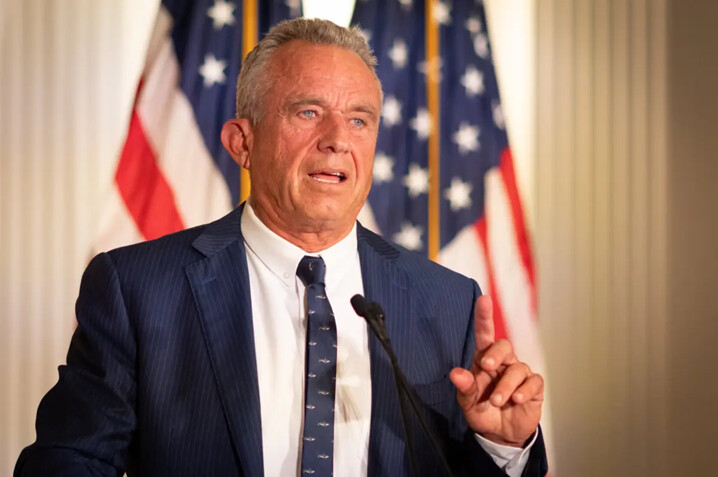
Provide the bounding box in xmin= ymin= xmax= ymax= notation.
xmin=450 ymin=367 xmax=478 ymax=411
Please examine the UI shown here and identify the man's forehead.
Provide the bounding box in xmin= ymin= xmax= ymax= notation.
xmin=270 ymin=40 xmax=371 ymax=77
xmin=267 ymin=41 xmax=381 ymax=103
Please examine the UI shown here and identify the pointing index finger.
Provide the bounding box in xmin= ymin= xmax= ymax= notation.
xmin=474 ymin=295 xmax=495 ymax=354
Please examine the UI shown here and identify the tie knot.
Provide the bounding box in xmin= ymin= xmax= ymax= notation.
xmin=296 ymin=256 xmax=326 ymax=286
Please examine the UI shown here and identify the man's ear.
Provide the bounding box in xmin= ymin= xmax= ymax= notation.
xmin=220 ymin=118 xmax=254 ymax=170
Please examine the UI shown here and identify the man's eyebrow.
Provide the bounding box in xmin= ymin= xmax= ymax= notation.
xmin=351 ymin=104 xmax=380 ymax=119
xmin=286 ymin=98 xmax=325 ymax=109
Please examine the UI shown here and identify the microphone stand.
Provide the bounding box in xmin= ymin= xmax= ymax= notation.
xmin=352 ymin=296 xmax=455 ymax=477
xmin=362 ymin=303 xmax=421 ymax=477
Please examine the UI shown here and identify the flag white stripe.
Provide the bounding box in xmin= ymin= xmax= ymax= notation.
xmin=485 ymin=169 xmax=544 ymax=372
xmin=93 ymin=183 xmax=144 ymax=252
xmin=484 ymin=167 xmax=554 ymax=462
xmin=439 ymin=224 xmax=489 ymax=297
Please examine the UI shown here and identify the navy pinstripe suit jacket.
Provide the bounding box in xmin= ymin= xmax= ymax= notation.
xmin=16 ymin=207 xmax=547 ymax=477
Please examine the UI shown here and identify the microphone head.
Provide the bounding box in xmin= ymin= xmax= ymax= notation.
xmin=369 ymin=302 xmax=386 ymax=321
xmin=350 ymin=294 xmax=371 ymax=317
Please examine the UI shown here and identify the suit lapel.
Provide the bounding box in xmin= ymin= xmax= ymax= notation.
xmin=185 ymin=207 xmax=264 ymax=477
xmin=358 ymin=225 xmax=413 ymax=476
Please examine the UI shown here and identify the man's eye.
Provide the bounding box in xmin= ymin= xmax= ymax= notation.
xmin=301 ymin=110 xmax=317 ymax=118
xmin=352 ymin=118 xmax=365 ymax=127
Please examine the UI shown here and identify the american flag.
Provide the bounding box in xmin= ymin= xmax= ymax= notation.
xmin=94 ymin=0 xmax=551 ymax=462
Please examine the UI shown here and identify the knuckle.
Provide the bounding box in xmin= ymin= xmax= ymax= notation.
xmin=506 ymin=363 xmax=523 ymax=377
xmin=522 ymin=375 xmax=543 ymax=392
xmin=495 ymin=338 xmax=512 ymax=349
xmin=505 ymin=366 xmax=524 ymax=384
xmin=495 ymin=379 xmax=512 ymax=393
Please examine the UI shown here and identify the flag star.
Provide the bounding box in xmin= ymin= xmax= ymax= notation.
xmin=207 ymin=0 xmax=235 ymax=30
xmin=493 ymin=101 xmax=505 ymax=129
xmin=393 ymin=222 xmax=424 ymax=251
xmin=398 ymin=0 xmax=413 ymax=9
xmin=388 ymin=39 xmax=408 ymax=69
xmin=382 ymin=96 xmax=402 ymax=127
xmin=433 ymin=1 xmax=452 ymax=25
xmin=373 ymin=153 xmax=395 ymax=183
xmin=460 ymin=65 xmax=484 ymax=97
xmin=199 ymin=54 xmax=227 ymax=87
xmin=452 ymin=122 xmax=480 ymax=154
xmin=444 ymin=178 xmax=473 ymax=211
xmin=465 ymin=16 xmax=482 ymax=35
xmin=403 ymin=163 xmax=429 ymax=197
xmin=410 ymin=108 xmax=432 ymax=140
xmin=474 ymin=33 xmax=490 ymax=59
xmin=418 ymin=56 xmax=444 ymax=83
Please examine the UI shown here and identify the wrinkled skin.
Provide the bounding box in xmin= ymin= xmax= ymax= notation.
xmin=221 ymin=40 xmax=382 ymax=252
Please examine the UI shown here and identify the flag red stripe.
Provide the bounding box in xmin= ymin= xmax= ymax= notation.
xmin=115 ymin=107 xmax=185 ymax=240
xmin=498 ymin=148 xmax=538 ymax=313
xmin=474 ymin=217 xmax=509 ymax=341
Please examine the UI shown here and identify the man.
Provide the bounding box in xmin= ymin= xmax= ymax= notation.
xmin=16 ymin=18 xmax=547 ymax=477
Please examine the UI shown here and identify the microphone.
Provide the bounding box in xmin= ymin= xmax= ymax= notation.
xmin=350 ymin=295 xmax=390 ymax=344
xmin=351 ymin=294 xmax=454 ymax=477
xmin=349 ymin=294 xmax=371 ymax=317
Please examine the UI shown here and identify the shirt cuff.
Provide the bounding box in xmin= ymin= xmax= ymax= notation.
xmin=474 ymin=429 xmax=539 ymax=477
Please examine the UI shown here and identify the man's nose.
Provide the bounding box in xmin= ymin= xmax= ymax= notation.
xmin=318 ymin=114 xmax=350 ymax=154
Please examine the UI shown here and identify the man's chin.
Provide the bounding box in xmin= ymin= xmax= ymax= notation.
xmin=296 ymin=205 xmax=360 ymax=228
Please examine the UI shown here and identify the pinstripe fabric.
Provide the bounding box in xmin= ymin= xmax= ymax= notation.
xmin=15 ymin=208 xmax=547 ymax=477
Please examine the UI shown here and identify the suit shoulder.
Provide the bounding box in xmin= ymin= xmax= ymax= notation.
xmin=96 ymin=208 xmax=241 ymax=279
xmin=102 ymin=223 xmax=207 ymax=267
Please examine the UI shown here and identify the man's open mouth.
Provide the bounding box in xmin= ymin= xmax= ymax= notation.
xmin=309 ymin=171 xmax=347 ymax=183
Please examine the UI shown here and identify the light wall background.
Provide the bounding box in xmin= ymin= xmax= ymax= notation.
xmin=1 ymin=0 xmax=717 ymax=476
xmin=535 ymin=1 xmax=670 ymax=474
xmin=0 ymin=0 xmax=160 ymax=472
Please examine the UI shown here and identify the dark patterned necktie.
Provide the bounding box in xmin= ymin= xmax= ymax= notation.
xmin=296 ymin=256 xmax=337 ymax=476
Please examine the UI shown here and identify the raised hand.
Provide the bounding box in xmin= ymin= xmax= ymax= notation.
xmin=449 ymin=295 xmax=543 ymax=447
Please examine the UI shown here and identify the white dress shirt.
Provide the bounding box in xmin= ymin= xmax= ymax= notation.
xmin=240 ymin=203 xmax=531 ymax=477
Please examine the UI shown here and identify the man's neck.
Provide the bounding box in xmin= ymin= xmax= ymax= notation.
xmin=248 ymin=199 xmax=353 ymax=253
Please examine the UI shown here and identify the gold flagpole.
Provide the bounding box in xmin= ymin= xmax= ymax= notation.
xmin=240 ymin=0 xmax=257 ymax=203
xmin=426 ymin=0 xmax=440 ymax=261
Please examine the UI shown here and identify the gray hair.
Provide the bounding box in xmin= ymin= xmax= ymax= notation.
xmin=235 ymin=17 xmax=382 ymax=124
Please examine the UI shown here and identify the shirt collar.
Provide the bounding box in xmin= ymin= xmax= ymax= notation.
xmin=241 ymin=201 xmax=358 ymax=288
